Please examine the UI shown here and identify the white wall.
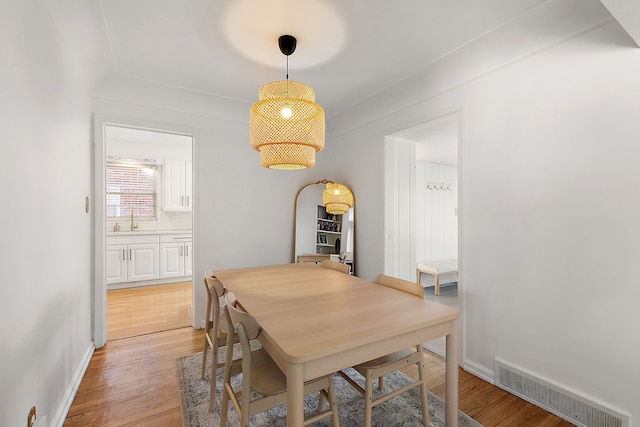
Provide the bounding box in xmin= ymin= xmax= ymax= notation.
xmin=416 ymin=162 xmax=458 ymax=262
xmin=0 ymin=1 xmax=93 ymax=426
xmin=329 ymin=18 xmax=639 ymax=423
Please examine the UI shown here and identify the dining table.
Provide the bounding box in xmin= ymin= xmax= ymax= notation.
xmin=213 ymin=262 xmax=460 ymax=427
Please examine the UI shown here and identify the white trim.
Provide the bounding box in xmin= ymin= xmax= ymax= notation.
xmin=93 ymin=115 xmax=107 ymax=348
xmin=50 ymin=344 xmax=95 ymax=427
xmin=383 ymin=137 xmax=399 ymax=277
xmin=463 ymin=359 xmax=495 ymax=385
xmin=93 ymin=114 xmax=197 ymax=348
xmin=107 ymin=276 xmax=193 ymax=290
xmin=456 ymin=105 xmax=466 ymax=367
xmin=383 ymin=107 xmax=466 ymax=367
xmin=423 ymin=338 xmax=445 ymax=357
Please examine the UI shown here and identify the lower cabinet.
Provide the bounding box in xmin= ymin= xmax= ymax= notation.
xmin=106 ymin=241 xmax=159 ymax=285
xmin=106 ymin=233 xmax=192 ymax=285
xmin=185 ymin=241 xmax=193 ymax=276
xmin=159 ymin=236 xmax=192 ymax=279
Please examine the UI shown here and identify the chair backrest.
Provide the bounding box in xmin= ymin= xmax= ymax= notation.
xmin=204 ymin=272 xmax=229 ymax=334
xmin=224 ymin=292 xmax=262 ymax=341
xmin=321 ymin=259 xmax=351 ymax=275
xmin=204 ymin=272 xmax=226 ymax=298
xmin=375 ymin=274 xmax=423 ymax=298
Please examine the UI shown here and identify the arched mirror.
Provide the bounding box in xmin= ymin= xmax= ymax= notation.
xmin=294 ymin=179 xmax=355 ymax=274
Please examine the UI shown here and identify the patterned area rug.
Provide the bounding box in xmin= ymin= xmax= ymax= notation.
xmin=177 ymin=351 xmax=483 ymax=427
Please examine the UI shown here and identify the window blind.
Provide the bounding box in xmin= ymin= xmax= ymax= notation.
xmin=106 ymin=163 xmax=157 ymax=218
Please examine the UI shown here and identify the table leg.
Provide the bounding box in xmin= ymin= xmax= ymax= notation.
xmin=287 ymin=363 xmax=304 ymax=427
xmin=445 ymin=318 xmax=459 ymax=427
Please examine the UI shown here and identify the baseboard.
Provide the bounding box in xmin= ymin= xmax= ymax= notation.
xmin=107 ymin=276 xmax=193 ymax=290
xmin=463 ymin=358 xmax=495 ymax=384
xmin=423 ymin=337 xmax=445 ymax=357
xmin=51 ymin=343 xmax=95 ymax=427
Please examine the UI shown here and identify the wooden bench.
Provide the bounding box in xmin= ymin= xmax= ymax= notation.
xmin=416 ymin=259 xmax=458 ymax=296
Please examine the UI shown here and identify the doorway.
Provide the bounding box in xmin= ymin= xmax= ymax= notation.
xmin=94 ymin=118 xmax=195 ymax=347
xmin=383 ymin=112 xmax=460 ymax=357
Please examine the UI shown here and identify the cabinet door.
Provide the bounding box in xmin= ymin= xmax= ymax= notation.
xmin=159 ymin=242 xmax=185 ymax=278
xmin=163 ymin=159 xmax=187 ymax=211
xmin=184 ymin=241 xmax=192 ymax=276
xmin=128 ymin=243 xmax=159 ymax=282
xmin=106 ymin=245 xmax=128 ymax=284
xmin=184 ymin=160 xmax=192 ymax=211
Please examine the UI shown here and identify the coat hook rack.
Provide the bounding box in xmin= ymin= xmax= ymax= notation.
xmin=426 ymin=181 xmax=453 ymax=191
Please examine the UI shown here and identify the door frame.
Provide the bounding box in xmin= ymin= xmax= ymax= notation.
xmin=93 ymin=115 xmax=196 ymax=348
xmin=382 ymin=108 xmax=464 ymax=363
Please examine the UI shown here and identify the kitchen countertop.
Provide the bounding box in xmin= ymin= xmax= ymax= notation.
xmin=106 ymin=230 xmax=192 ymax=236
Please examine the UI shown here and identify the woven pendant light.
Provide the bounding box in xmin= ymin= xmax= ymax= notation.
xmin=250 ymin=35 xmax=325 ymax=170
xmin=323 ymin=182 xmax=353 ymax=215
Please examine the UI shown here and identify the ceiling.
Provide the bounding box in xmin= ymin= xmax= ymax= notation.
xmin=46 ymin=0 xmax=638 ymax=161
xmin=48 ymin=0 xmax=634 ymax=118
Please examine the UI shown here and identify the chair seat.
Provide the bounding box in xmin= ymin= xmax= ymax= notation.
xmin=353 ymin=348 xmax=415 ymax=371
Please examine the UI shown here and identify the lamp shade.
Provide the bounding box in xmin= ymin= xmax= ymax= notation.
xmin=323 ymin=182 xmax=353 ymax=215
xmin=250 ymin=80 xmax=325 ymax=170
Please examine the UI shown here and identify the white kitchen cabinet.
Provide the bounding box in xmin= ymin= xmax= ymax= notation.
xmin=128 ymin=244 xmax=160 ymax=281
xmin=163 ymin=159 xmax=192 ymax=212
xmin=159 ymin=234 xmax=193 ymax=279
xmin=106 ymin=244 xmax=127 ymax=284
xmin=185 ymin=241 xmax=192 ymax=276
xmin=106 ymin=235 xmax=160 ymax=285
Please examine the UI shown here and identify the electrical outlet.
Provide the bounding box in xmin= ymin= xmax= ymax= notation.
xmin=27 ymin=406 xmax=36 ymax=427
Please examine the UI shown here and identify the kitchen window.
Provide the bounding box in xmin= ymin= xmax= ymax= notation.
xmin=106 ymin=163 xmax=158 ymax=219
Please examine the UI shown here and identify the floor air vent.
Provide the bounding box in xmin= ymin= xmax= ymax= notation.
xmin=494 ymin=359 xmax=629 ymax=427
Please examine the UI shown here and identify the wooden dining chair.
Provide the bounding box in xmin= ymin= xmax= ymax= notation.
xmin=321 ymin=259 xmax=351 ymax=275
xmin=201 ymin=272 xmax=240 ymax=411
xmin=220 ymin=292 xmax=340 ymax=427
xmin=338 ymin=274 xmax=429 ymax=427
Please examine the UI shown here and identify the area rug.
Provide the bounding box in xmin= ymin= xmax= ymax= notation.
xmin=177 ymin=351 xmax=482 ymax=427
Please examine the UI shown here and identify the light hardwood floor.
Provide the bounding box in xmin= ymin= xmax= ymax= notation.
xmin=65 ymin=283 xmax=573 ymax=426
xmin=107 ymin=282 xmax=192 ymax=340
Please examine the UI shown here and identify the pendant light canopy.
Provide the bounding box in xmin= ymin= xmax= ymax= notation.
xmin=323 ymin=182 xmax=354 ymax=215
xmin=250 ymin=35 xmax=325 ymax=170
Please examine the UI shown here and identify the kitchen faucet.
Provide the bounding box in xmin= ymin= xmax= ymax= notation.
xmin=130 ymin=209 xmax=138 ymax=231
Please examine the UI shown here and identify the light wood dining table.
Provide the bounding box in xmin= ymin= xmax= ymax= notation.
xmin=213 ymin=262 xmax=460 ymax=426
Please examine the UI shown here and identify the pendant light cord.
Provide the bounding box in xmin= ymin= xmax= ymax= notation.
xmin=286 ymin=55 xmax=289 ymax=80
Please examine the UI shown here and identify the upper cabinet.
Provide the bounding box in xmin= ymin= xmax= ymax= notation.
xmin=163 ymin=159 xmax=192 ymax=212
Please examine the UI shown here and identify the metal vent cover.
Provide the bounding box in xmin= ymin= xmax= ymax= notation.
xmin=495 ymin=359 xmax=629 ymax=427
